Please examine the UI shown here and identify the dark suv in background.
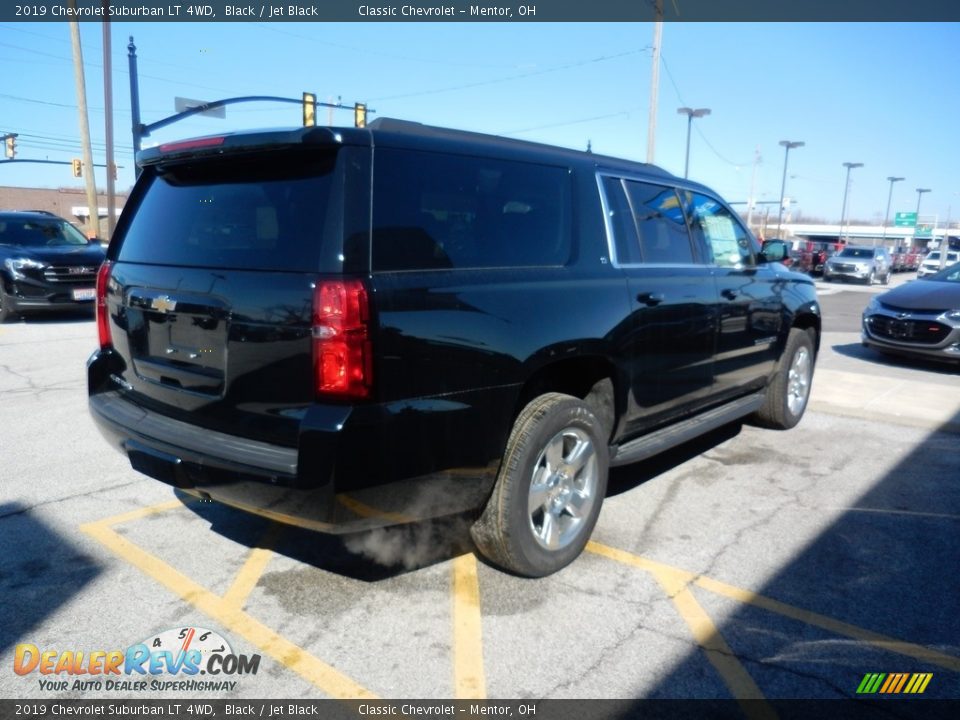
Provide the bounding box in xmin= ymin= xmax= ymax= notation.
xmin=0 ymin=211 xmax=105 ymax=322
xmin=88 ymin=119 xmax=821 ymax=577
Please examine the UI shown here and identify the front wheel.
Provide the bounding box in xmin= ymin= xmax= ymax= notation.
xmin=471 ymin=393 xmax=609 ymax=577
xmin=753 ymin=328 xmax=816 ymax=430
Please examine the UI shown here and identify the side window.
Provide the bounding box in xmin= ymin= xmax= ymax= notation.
xmin=372 ymin=148 xmax=570 ymax=272
xmin=600 ymin=176 xmax=642 ymax=265
xmin=623 ymin=181 xmax=695 ymax=264
xmin=684 ymin=192 xmax=754 ymax=268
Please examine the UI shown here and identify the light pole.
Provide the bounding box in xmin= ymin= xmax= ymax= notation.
xmin=838 ymin=162 xmax=863 ymax=243
xmin=776 ymin=140 xmax=804 ymax=238
xmin=677 ymin=107 xmax=710 ymax=179
xmin=915 ymin=187 xmax=931 ymax=216
xmin=882 ymin=176 xmax=904 ymax=242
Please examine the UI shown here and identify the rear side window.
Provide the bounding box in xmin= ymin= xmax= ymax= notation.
xmin=116 ymin=152 xmax=338 ymax=272
xmin=623 ymin=181 xmax=694 ymax=264
xmin=372 ymin=148 xmax=571 ymax=272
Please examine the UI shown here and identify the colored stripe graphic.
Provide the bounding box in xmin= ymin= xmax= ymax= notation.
xmin=857 ymin=672 xmax=932 ymax=694
xmin=856 ymin=673 xmax=885 ymax=694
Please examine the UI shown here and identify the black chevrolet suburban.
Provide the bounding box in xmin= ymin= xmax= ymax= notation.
xmin=88 ymin=119 xmax=820 ymax=577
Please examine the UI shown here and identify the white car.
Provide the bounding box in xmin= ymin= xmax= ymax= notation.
xmin=917 ymin=250 xmax=960 ymax=278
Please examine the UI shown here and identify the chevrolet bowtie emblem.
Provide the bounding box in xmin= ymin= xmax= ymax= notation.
xmin=150 ymin=295 xmax=177 ymax=313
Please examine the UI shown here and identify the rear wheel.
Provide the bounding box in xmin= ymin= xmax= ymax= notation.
xmin=753 ymin=328 xmax=815 ymax=430
xmin=471 ymin=393 xmax=608 ymax=577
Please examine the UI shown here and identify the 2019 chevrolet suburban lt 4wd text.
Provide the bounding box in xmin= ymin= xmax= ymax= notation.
xmin=88 ymin=119 xmax=820 ymax=577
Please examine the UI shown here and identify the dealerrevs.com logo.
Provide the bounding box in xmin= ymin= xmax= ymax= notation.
xmin=13 ymin=627 xmax=261 ymax=692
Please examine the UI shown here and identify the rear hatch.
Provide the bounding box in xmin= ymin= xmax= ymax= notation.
xmin=102 ymin=132 xmax=370 ymax=447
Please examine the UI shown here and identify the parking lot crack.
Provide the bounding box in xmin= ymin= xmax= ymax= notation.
xmin=0 ymin=480 xmax=141 ymax=521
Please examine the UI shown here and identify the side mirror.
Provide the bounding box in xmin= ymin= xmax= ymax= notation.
xmin=760 ymin=239 xmax=788 ymax=263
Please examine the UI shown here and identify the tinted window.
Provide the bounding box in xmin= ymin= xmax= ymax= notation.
xmin=0 ymin=217 xmax=88 ymax=247
xmin=117 ymin=152 xmax=337 ymax=272
xmin=600 ymin=176 xmax=641 ymax=265
xmin=372 ymin=148 xmax=570 ymax=272
xmin=684 ymin=192 xmax=754 ymax=267
xmin=623 ymin=181 xmax=694 ymax=264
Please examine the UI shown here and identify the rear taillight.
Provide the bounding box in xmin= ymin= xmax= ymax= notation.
xmin=312 ymin=279 xmax=372 ymax=400
xmin=96 ymin=260 xmax=113 ymax=350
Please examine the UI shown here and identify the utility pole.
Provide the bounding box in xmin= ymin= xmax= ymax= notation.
xmin=102 ymin=1 xmax=117 ymax=239
xmin=646 ymin=2 xmax=663 ymax=164
xmin=69 ymin=8 xmax=100 ymax=238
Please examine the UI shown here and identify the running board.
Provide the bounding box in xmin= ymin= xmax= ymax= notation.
xmin=609 ymin=392 xmax=765 ymax=467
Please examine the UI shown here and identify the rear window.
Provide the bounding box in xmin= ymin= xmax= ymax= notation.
xmin=371 ymin=148 xmax=571 ymax=272
xmin=116 ymin=152 xmax=338 ymax=272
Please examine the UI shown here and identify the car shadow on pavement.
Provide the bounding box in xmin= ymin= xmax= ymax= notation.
xmin=173 ymin=423 xmax=745 ymax=583
xmin=641 ymin=406 xmax=960 ymax=702
xmin=833 ymin=342 xmax=960 ymax=376
xmin=607 ymin=422 xmax=744 ymax=498
xmin=175 ymin=491 xmax=475 ymax=582
xmin=0 ymin=503 xmax=102 ymax=657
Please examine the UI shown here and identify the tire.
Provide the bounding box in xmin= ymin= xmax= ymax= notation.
xmin=882 ymin=271 xmax=890 ymax=285
xmin=471 ymin=393 xmax=609 ymax=577
xmin=866 ymin=270 xmax=875 ymax=286
xmin=753 ymin=328 xmax=815 ymax=430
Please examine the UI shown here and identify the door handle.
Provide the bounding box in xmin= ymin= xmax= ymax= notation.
xmin=721 ymin=289 xmax=740 ymax=300
xmin=637 ymin=292 xmax=665 ymax=307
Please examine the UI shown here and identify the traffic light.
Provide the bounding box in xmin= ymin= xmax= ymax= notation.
xmin=302 ymin=92 xmax=316 ymax=127
xmin=354 ymin=102 xmax=367 ymax=129
xmin=72 ymin=158 xmax=82 ymax=178
xmin=4 ymin=134 xmax=15 ymax=159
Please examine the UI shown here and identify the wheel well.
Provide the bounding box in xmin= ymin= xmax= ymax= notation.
xmin=793 ymin=313 xmax=821 ymax=354
xmin=514 ymin=357 xmax=619 ymax=442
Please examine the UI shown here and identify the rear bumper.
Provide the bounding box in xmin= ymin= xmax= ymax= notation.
xmin=88 ymin=354 xmax=506 ymax=533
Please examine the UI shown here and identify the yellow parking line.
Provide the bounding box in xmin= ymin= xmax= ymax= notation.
xmin=587 ymin=542 xmax=773 ymax=718
xmin=694 ymin=575 xmax=960 ymax=673
xmin=336 ymin=494 xmax=415 ymax=525
xmin=452 ymin=553 xmax=486 ymax=699
xmin=588 ymin=541 xmax=960 ymax=676
xmin=221 ymin=523 xmax=283 ymax=611
xmin=81 ymin=514 xmax=377 ymax=699
xmin=92 ymin=498 xmax=187 ymax=526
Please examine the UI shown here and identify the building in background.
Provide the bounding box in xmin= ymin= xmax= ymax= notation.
xmin=0 ymin=186 xmax=128 ymax=240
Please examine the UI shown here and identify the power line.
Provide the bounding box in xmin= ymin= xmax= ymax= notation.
xmin=370 ymin=48 xmax=649 ymax=102
xmin=660 ymin=51 xmax=748 ymax=168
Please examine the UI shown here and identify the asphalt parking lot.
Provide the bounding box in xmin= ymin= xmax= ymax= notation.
xmin=1 ymin=275 xmax=958 ymax=709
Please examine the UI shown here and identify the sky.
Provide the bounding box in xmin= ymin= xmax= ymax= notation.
xmin=1 ymin=19 xmax=958 ymax=225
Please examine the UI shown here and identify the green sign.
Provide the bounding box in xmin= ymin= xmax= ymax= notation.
xmin=894 ymin=212 xmax=917 ymax=227
xmin=914 ymin=223 xmax=933 ymax=238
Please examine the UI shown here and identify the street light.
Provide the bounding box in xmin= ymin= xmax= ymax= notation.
xmin=677 ymin=107 xmax=710 ymax=179
xmin=838 ymin=162 xmax=863 ymax=243
xmin=882 ymin=176 xmax=905 ymax=242
xmin=915 ymin=187 xmax=931 ymax=216
xmin=776 ymin=140 xmax=804 ymax=238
